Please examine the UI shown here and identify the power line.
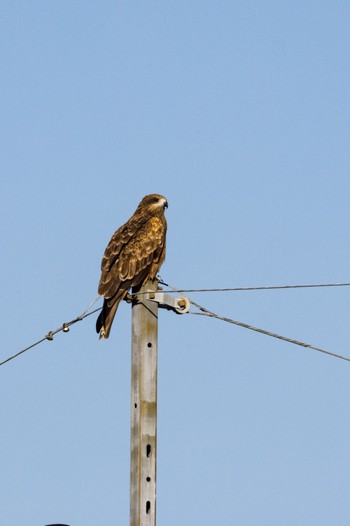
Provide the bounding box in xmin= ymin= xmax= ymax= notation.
xmin=0 ymin=302 xmax=101 ymax=367
xmin=3 ymin=278 xmax=350 ymax=368
xmin=156 ymin=280 xmax=350 ymax=294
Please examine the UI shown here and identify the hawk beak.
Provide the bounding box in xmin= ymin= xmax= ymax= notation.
xmin=164 ymin=200 xmax=168 ymax=209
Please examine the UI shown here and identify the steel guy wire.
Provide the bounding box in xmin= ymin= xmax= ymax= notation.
xmin=188 ymin=299 xmax=350 ymax=363
xmin=161 ymin=279 xmax=350 ymax=363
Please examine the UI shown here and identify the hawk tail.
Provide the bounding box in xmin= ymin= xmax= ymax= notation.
xmin=96 ymin=293 xmax=125 ymax=339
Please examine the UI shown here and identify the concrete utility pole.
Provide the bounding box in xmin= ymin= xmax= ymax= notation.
xmin=130 ymin=280 xmax=159 ymax=526
xmin=130 ymin=281 xmax=190 ymax=526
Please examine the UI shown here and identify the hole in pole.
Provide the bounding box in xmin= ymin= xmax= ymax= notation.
xmin=146 ymin=444 xmax=151 ymax=457
xmin=146 ymin=501 xmax=151 ymax=514
xmin=146 ymin=476 xmax=151 ymax=482
xmin=147 ymin=342 xmax=152 ymax=348
xmin=134 ymin=403 xmax=137 ymax=408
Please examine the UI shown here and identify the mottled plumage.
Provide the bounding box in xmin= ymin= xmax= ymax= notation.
xmin=96 ymin=194 xmax=168 ymax=339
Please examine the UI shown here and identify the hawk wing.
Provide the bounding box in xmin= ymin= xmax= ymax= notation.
xmin=98 ymin=215 xmax=166 ymax=298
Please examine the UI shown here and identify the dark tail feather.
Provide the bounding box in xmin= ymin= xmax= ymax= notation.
xmin=96 ymin=294 xmax=124 ymax=339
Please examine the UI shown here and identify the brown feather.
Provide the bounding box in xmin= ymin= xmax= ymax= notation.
xmin=96 ymin=194 xmax=167 ymax=339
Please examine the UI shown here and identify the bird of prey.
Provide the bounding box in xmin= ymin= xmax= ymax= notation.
xmin=96 ymin=194 xmax=168 ymax=339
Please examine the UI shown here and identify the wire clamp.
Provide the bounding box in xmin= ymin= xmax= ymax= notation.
xmin=147 ymin=292 xmax=190 ymax=314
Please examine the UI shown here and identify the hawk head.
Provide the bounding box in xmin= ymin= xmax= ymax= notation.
xmin=138 ymin=194 xmax=168 ymax=212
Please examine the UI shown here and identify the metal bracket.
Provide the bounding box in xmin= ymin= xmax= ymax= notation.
xmin=147 ymin=292 xmax=190 ymax=314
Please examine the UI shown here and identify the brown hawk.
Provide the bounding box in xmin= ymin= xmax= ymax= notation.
xmin=96 ymin=194 xmax=168 ymax=339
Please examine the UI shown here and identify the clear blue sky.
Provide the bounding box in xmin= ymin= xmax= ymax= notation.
xmin=1 ymin=2 xmax=350 ymax=525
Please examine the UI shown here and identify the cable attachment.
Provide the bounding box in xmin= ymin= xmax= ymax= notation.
xmin=148 ymin=292 xmax=190 ymax=314
xmin=45 ymin=331 xmax=54 ymax=341
xmin=62 ymin=323 xmax=70 ymax=333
